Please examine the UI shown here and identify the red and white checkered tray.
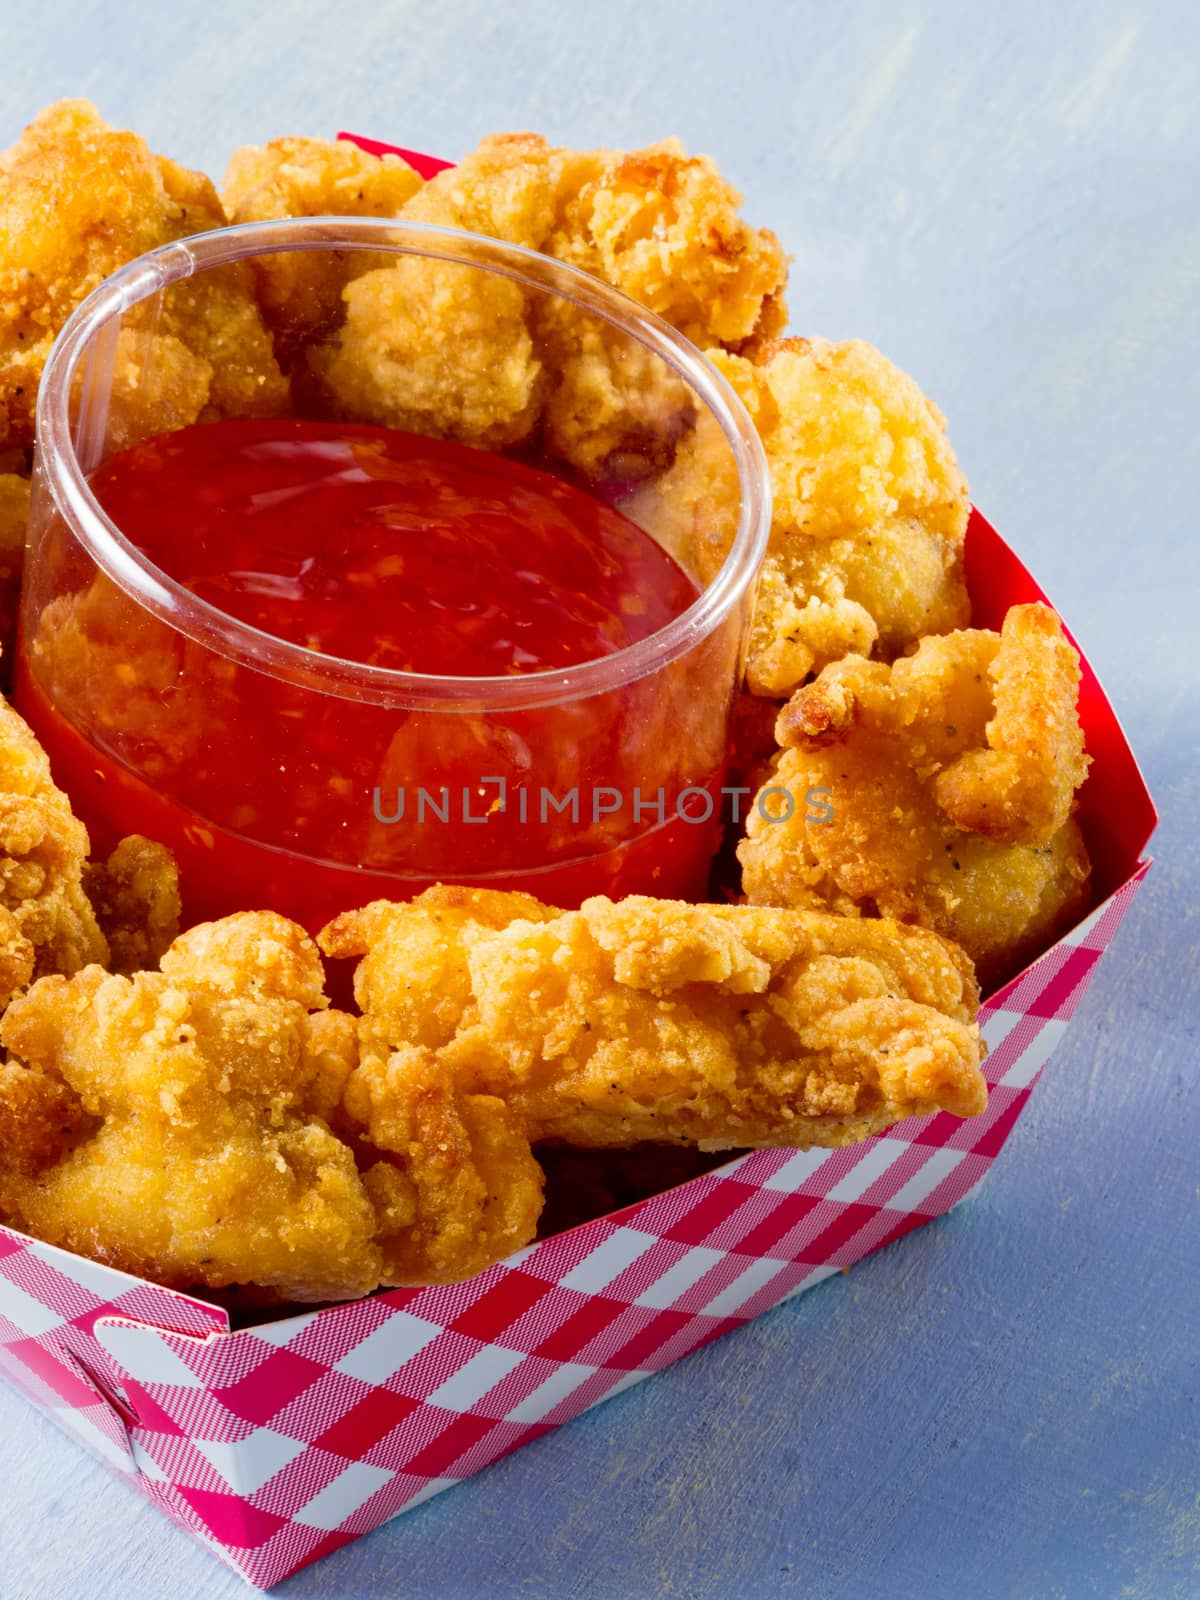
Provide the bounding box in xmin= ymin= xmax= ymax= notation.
xmin=0 ymin=333 xmax=1157 ymax=1590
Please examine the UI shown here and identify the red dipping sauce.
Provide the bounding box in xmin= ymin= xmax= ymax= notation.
xmin=107 ymin=421 xmax=698 ymax=676
xmin=17 ymin=420 xmax=733 ymax=933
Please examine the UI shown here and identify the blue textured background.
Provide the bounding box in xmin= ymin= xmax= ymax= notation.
xmin=3 ymin=3 xmax=1197 ymax=1596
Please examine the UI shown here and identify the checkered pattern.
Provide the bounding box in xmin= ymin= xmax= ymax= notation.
xmin=0 ymin=866 xmax=1149 ymax=1587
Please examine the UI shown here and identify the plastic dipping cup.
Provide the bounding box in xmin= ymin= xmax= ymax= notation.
xmin=17 ymin=218 xmax=771 ymax=934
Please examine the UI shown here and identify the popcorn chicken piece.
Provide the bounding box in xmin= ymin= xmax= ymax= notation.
xmin=222 ymin=135 xmax=423 ymax=365
xmin=89 ymin=328 xmax=214 ymax=453
xmin=322 ymin=885 xmax=986 ymax=1153
xmin=313 ymin=258 xmax=544 ymax=448
xmin=739 ymin=605 xmax=1092 ymax=988
xmin=0 ymin=911 xmax=543 ymax=1301
xmin=83 ymin=834 xmax=181 ymax=975
xmin=0 ymin=99 xmax=285 ymax=453
xmin=309 ymin=131 xmax=787 ymax=467
xmin=0 ymin=693 xmax=108 ymax=977
xmin=632 ymin=337 xmax=971 ymax=696
xmin=546 ymin=137 xmax=788 ymax=349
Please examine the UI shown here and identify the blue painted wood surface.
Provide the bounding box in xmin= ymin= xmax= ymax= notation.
xmin=2 ymin=3 xmax=1197 ymax=1595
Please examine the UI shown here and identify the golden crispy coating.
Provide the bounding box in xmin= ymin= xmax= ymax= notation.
xmin=92 ymin=328 xmax=213 ymax=454
xmin=397 ymin=131 xmax=787 ymax=342
xmin=304 ymin=135 xmax=554 ymax=448
xmin=222 ymin=136 xmax=423 ymax=366
xmin=734 ymin=339 xmax=967 ymax=540
xmin=536 ymin=136 xmax=787 ymax=473
xmin=546 ymin=138 xmax=787 ymax=348
xmin=310 ymin=132 xmax=786 ymax=467
xmin=0 ymin=472 xmax=29 ymax=674
xmin=0 ymin=906 xmax=34 ymax=1011
xmin=0 ymin=100 xmax=285 ymax=452
xmin=328 ymin=888 xmax=557 ymax=1048
xmin=83 ymin=834 xmax=180 ymax=975
xmin=632 ymin=338 xmax=971 ymax=696
xmin=148 ymin=200 xmax=288 ymax=422
xmin=0 ymin=684 xmax=176 ymax=993
xmin=345 ymin=1042 xmax=545 ymax=1284
xmin=312 ymin=259 xmax=544 ymax=449
xmin=931 ymin=601 xmax=1088 ymax=844
xmin=321 ymin=885 xmax=985 ymax=1153
xmin=306 ymin=134 xmax=555 ymax=449
xmin=0 ymin=692 xmax=108 ymax=976
xmin=403 ymin=131 xmax=561 ymax=242
xmin=538 ymin=319 xmax=694 ymax=480
xmin=739 ymin=605 xmax=1092 ymax=989
xmin=0 ymin=923 xmax=377 ymax=1300
xmin=0 ymin=1054 xmax=87 ymax=1176
xmin=0 ymin=912 xmax=543 ymax=1301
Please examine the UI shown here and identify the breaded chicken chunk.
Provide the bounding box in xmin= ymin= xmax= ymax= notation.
xmin=307 ymin=135 xmax=555 ymax=450
xmin=92 ymin=328 xmax=213 ymax=454
xmin=630 ymin=337 xmax=971 ymax=695
xmin=0 ymin=907 xmax=34 ymax=1012
xmin=222 ymin=136 xmax=423 ymax=366
xmin=83 ymin=834 xmax=181 ymax=975
xmin=550 ymin=139 xmax=788 ymax=348
xmin=308 ymin=132 xmax=787 ymax=465
xmin=0 ymin=692 xmax=109 ymax=977
xmin=344 ymin=1038 xmax=545 ymax=1286
xmin=929 ymin=603 xmax=1089 ymax=844
xmin=399 ymin=131 xmax=787 ymax=347
xmin=0 ymin=912 xmax=543 ymax=1301
xmin=536 ymin=135 xmax=788 ymax=474
xmin=739 ymin=604 xmax=1092 ymax=988
xmin=0 ymin=99 xmax=286 ymax=454
xmin=321 ymin=886 xmax=986 ymax=1152
xmin=315 ymin=256 xmax=544 ymax=449
xmin=0 ymin=691 xmax=184 ymax=996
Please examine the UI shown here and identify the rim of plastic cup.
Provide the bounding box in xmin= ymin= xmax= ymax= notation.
xmin=36 ymin=217 xmax=772 ymax=712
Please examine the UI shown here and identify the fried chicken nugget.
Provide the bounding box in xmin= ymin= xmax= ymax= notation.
xmin=0 ymin=692 xmax=108 ymax=976
xmin=739 ymin=604 xmax=1092 ymax=989
xmin=0 ymin=1054 xmax=86 ymax=1175
xmin=315 ymin=256 xmax=544 ymax=449
xmin=83 ymin=834 xmax=181 ymax=974
xmin=321 ymin=886 xmax=986 ymax=1153
xmin=93 ymin=329 xmax=213 ymax=454
xmin=931 ymin=601 xmax=1088 ymax=843
xmin=308 ymin=134 xmax=558 ymax=448
xmin=0 ymin=689 xmax=183 ymax=993
xmin=345 ymin=1040 xmax=545 ymax=1285
xmin=630 ymin=337 xmax=971 ymax=695
xmin=222 ymin=136 xmax=423 ymax=366
xmin=400 ymin=127 xmax=790 ymax=344
xmin=309 ymin=132 xmax=787 ymax=465
xmin=548 ymin=136 xmax=788 ymax=347
xmin=0 ymin=99 xmax=286 ymax=454
xmin=0 ymin=912 xmax=543 ymax=1301
xmin=536 ymin=136 xmax=788 ymax=475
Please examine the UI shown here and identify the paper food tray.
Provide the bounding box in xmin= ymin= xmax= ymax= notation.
xmin=0 ymin=134 xmax=1158 ymax=1593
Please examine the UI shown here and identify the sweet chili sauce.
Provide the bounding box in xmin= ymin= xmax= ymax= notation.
xmin=16 ymin=420 xmax=733 ymax=934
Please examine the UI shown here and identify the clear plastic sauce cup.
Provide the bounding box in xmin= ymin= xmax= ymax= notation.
xmin=18 ymin=218 xmax=771 ymax=932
